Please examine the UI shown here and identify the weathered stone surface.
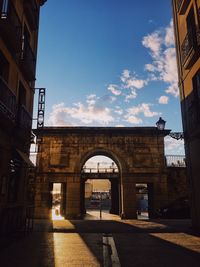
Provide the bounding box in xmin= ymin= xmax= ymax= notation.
xmin=34 ymin=127 xmax=171 ymax=219
xmin=167 ymin=167 xmax=189 ymax=203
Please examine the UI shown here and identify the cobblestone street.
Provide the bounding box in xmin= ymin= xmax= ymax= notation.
xmin=1 ymin=213 xmax=200 ymax=267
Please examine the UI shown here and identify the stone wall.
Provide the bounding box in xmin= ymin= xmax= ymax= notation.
xmin=34 ymin=127 xmax=170 ymax=219
xmin=166 ymin=167 xmax=189 ymax=204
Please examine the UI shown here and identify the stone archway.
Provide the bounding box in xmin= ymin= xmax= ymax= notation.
xmin=77 ymin=150 xmax=122 ymax=217
xmin=34 ymin=126 xmax=170 ymax=220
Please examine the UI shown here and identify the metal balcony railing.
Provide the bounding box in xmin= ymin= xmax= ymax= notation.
xmin=24 ymin=0 xmax=39 ymax=30
xmin=82 ymin=167 xmax=119 ymax=173
xmin=166 ymin=155 xmax=186 ymax=167
xmin=176 ymin=0 xmax=190 ymax=14
xmin=0 ymin=0 xmax=22 ymax=54
xmin=25 ymin=206 xmax=34 ymax=232
xmin=0 ymin=77 xmax=17 ymax=122
xmin=176 ymin=0 xmax=183 ymax=11
xmin=0 ymin=205 xmax=34 ymax=235
xmin=20 ymin=41 xmax=36 ymax=81
xmin=0 ymin=206 xmax=24 ymax=235
xmin=181 ymin=29 xmax=199 ymax=66
xmin=18 ymin=104 xmax=32 ymax=130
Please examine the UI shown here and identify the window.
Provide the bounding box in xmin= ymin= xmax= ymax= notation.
xmin=1 ymin=0 xmax=9 ymax=19
xmin=18 ymin=82 xmax=26 ymax=106
xmin=8 ymin=152 xmax=22 ymax=203
xmin=21 ymin=24 xmax=30 ymax=59
xmin=186 ymin=7 xmax=197 ymax=49
xmin=181 ymin=6 xmax=198 ymax=66
xmin=193 ymin=70 xmax=200 ymax=103
xmin=189 ymin=70 xmax=200 ymax=128
xmin=0 ymin=50 xmax=9 ymax=82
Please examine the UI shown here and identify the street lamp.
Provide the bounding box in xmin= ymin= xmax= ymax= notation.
xmin=156 ymin=117 xmax=184 ymax=140
xmin=156 ymin=117 xmax=166 ymax=131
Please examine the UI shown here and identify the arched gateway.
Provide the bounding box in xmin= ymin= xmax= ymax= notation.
xmin=34 ymin=126 xmax=170 ymax=219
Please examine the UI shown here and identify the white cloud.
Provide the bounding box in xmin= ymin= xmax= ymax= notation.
xmin=86 ymin=94 xmax=98 ymax=106
xmin=47 ymin=20 xmax=180 ymax=128
xmin=125 ymin=115 xmax=143 ymax=124
xmin=164 ymin=136 xmax=185 ymax=155
xmin=145 ymin=64 xmax=156 ymax=72
xmin=126 ymin=78 xmax=146 ymax=89
xmin=114 ymin=106 xmax=123 ymax=115
xmin=107 ymin=69 xmax=148 ymax=102
xmin=162 ymin=47 xmax=178 ymax=97
xmin=142 ymin=31 xmax=162 ymax=57
xmin=115 ymin=124 xmax=124 ymax=127
xmin=125 ymin=89 xmax=137 ymax=102
xmin=121 ymin=69 xmax=130 ymax=80
xmin=101 ymin=94 xmax=116 ymax=103
xmin=165 ymin=20 xmax=175 ymax=47
xmin=107 ymin=84 xmax=121 ymax=96
xmin=158 ymin=95 xmax=169 ymax=104
xmin=47 ymin=97 xmax=115 ymax=126
xmin=142 ymin=19 xmax=179 ymax=97
xmin=121 ymin=69 xmax=147 ymax=90
xmin=128 ymin=103 xmax=159 ymax=117
xmin=124 ymin=103 xmax=159 ymax=124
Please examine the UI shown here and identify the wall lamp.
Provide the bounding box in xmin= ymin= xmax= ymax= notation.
xmin=156 ymin=117 xmax=184 ymax=140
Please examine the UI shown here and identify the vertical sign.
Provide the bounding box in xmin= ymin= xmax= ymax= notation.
xmin=37 ymin=88 xmax=45 ymax=128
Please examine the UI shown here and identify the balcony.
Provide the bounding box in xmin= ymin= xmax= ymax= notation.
xmin=0 ymin=0 xmax=22 ymax=54
xmin=0 ymin=206 xmax=25 ymax=235
xmin=23 ymin=0 xmax=39 ymax=30
xmin=81 ymin=167 xmax=119 ymax=179
xmin=17 ymin=105 xmax=32 ymax=140
xmin=18 ymin=105 xmax=32 ymax=130
xmin=20 ymin=42 xmax=36 ymax=81
xmin=176 ymin=0 xmax=190 ymax=14
xmin=166 ymin=155 xmax=186 ymax=167
xmin=0 ymin=77 xmax=17 ymax=125
xmin=181 ymin=29 xmax=200 ymax=68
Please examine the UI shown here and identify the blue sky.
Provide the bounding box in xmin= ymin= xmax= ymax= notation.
xmin=34 ymin=0 xmax=184 ymax=155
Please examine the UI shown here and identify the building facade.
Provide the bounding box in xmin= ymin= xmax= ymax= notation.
xmin=172 ymin=0 xmax=200 ymax=230
xmin=34 ymin=127 xmax=171 ymax=219
xmin=0 ymin=0 xmax=46 ymax=235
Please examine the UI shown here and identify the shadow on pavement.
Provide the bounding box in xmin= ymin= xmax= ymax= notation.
xmin=114 ymin=232 xmax=200 ymax=267
xmin=0 ymin=232 xmax=56 ymax=267
xmin=52 ymin=218 xmax=193 ymax=234
xmin=0 ymin=218 xmax=200 ymax=267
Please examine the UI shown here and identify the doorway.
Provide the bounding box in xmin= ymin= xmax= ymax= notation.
xmin=80 ymin=155 xmax=120 ymax=219
xmin=136 ymin=183 xmax=154 ymax=220
xmin=136 ymin=183 xmax=148 ymax=219
xmin=85 ymin=179 xmax=111 ymax=216
xmin=51 ymin=183 xmax=65 ymax=220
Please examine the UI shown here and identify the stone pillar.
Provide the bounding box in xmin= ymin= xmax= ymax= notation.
xmin=65 ymin=177 xmax=81 ymax=219
xmin=148 ymin=175 xmax=168 ymax=218
xmin=60 ymin=183 xmax=66 ymax=216
xmin=147 ymin=183 xmax=155 ymax=218
xmin=110 ymin=179 xmax=119 ymax=215
xmin=121 ymin=180 xmax=137 ymax=219
xmin=80 ymin=179 xmax=86 ymax=215
xmin=34 ymin=177 xmax=52 ymax=219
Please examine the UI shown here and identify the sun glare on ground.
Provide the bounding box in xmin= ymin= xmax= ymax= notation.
xmin=52 ymin=207 xmax=65 ymax=220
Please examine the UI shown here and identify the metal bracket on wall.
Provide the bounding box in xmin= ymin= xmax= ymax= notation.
xmin=169 ymin=132 xmax=184 ymax=140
